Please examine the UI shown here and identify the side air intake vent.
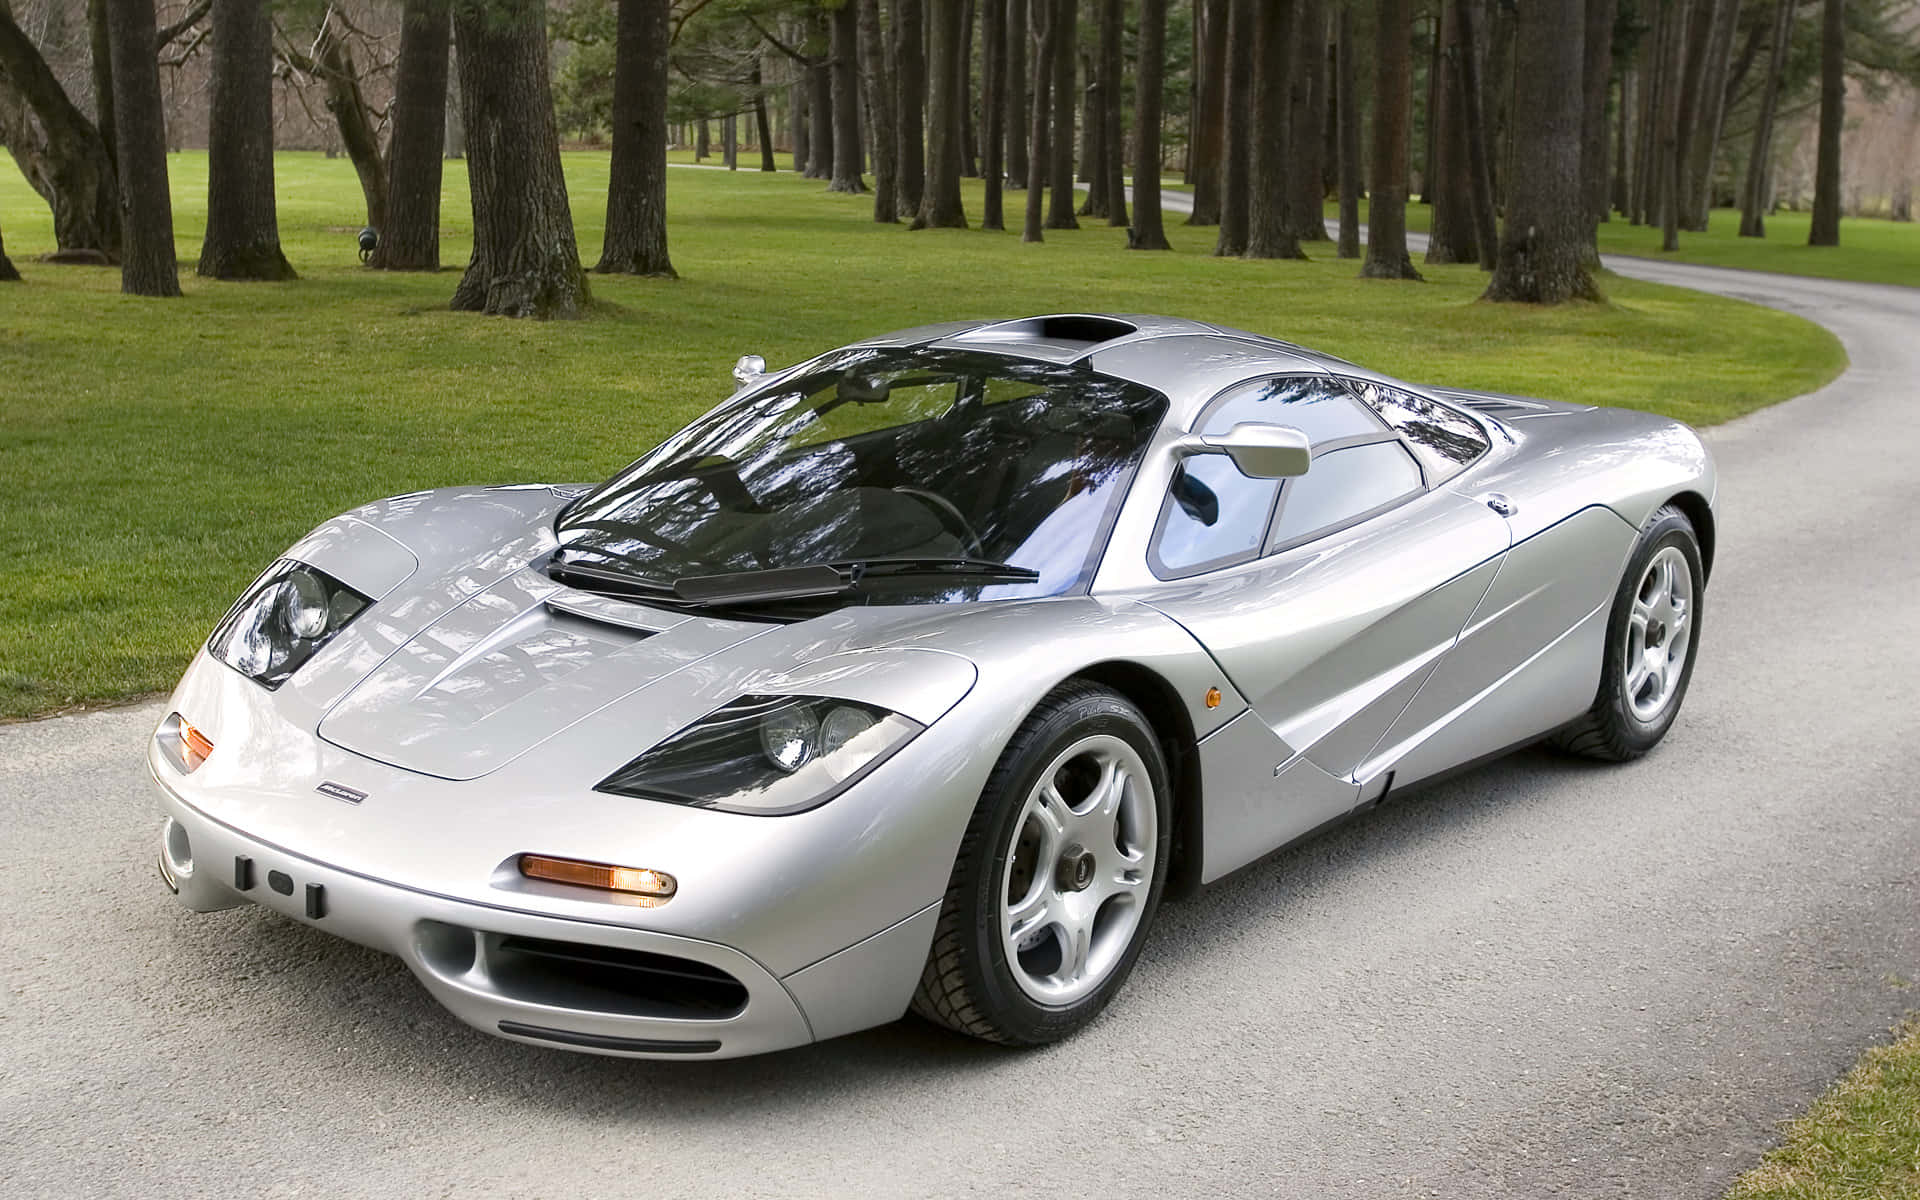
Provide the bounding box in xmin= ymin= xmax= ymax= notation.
xmin=1432 ymin=389 xmax=1566 ymax=419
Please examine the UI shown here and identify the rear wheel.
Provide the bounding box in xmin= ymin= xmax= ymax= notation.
xmin=912 ymin=682 xmax=1172 ymax=1045
xmin=1551 ymin=504 xmax=1704 ymax=761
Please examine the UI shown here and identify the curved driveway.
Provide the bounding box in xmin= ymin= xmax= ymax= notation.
xmin=3 ymin=252 xmax=1917 ymax=1198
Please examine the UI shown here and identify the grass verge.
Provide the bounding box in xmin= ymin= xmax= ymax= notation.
xmin=0 ymin=151 xmax=1843 ymax=718
xmin=1725 ymin=1017 xmax=1920 ymax=1199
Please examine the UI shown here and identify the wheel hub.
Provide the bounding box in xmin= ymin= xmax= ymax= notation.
xmin=1056 ymin=846 xmax=1096 ymax=893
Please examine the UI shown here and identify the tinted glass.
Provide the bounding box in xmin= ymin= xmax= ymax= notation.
xmin=1350 ymin=380 xmax=1490 ymax=483
xmin=557 ymin=349 xmax=1169 ymax=602
xmin=1269 ymin=440 xmax=1424 ymax=547
xmin=1156 ymin=456 xmax=1276 ymax=573
xmin=1202 ymin=375 xmax=1384 ymax=445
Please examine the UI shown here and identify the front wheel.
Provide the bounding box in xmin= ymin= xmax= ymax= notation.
xmin=1551 ymin=504 xmax=1704 ymax=761
xmin=912 ymin=682 xmax=1172 ymax=1045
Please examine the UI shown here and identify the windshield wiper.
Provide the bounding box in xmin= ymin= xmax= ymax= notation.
xmin=670 ymin=557 xmax=1039 ymax=607
xmin=546 ymin=558 xmax=676 ymax=599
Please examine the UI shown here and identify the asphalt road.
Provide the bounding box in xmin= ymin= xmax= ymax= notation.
xmin=4 ymin=249 xmax=1918 ymax=1199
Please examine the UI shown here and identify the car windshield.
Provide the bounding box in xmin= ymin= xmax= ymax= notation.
xmin=554 ymin=347 xmax=1169 ymax=606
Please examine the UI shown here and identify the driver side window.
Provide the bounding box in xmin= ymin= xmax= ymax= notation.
xmin=1152 ymin=376 xmax=1380 ymax=577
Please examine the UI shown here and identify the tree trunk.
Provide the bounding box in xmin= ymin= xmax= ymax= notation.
xmin=913 ymin=0 xmax=968 ymax=227
xmin=1187 ymin=0 xmax=1226 ymax=224
xmin=1022 ymin=0 xmax=1054 ymax=240
xmin=1246 ymin=0 xmax=1304 ymax=258
xmin=1130 ymin=0 xmax=1170 ymax=249
xmin=1681 ymin=0 xmax=1735 ymax=230
xmin=444 ymin=46 xmax=465 ymax=157
xmin=754 ymin=57 xmax=777 ymax=170
xmin=312 ymin=29 xmax=389 ymax=234
xmin=792 ymin=70 xmax=810 ymax=171
xmin=1483 ymin=0 xmax=1597 ymax=303
xmin=828 ymin=1 xmax=865 ymax=191
xmin=0 ymin=214 xmax=19 ymax=280
xmin=1612 ymin=66 xmax=1630 ymax=216
xmin=87 ymin=0 xmax=114 ymax=173
xmin=0 ymin=4 xmax=120 ymax=257
xmin=1450 ymin=0 xmax=1496 ymax=270
xmin=1663 ymin=0 xmax=1712 ymax=248
xmin=959 ymin=0 xmax=978 ymax=175
xmin=1361 ymin=0 xmax=1419 ymax=278
xmin=894 ymin=0 xmax=926 ymax=210
xmin=1289 ymin=0 xmax=1328 ymax=240
xmin=1807 ymin=0 xmax=1842 ymax=246
xmin=1334 ymin=2 xmax=1359 ymax=257
xmin=1006 ymin=0 xmax=1028 ymax=188
xmin=199 ymin=0 xmax=293 ymax=278
xmin=373 ymin=0 xmax=451 ymax=270
xmin=1419 ymin=13 xmax=1438 ymax=204
xmin=103 ymin=0 xmax=177 ymax=295
xmin=596 ymin=0 xmax=673 ymax=277
xmin=860 ymin=0 xmax=899 ymax=219
xmin=1579 ymin=0 xmax=1616 ymax=254
xmin=450 ymin=0 xmax=588 ymax=317
xmin=1214 ymin=0 xmax=1253 ymax=255
xmin=1100 ymin=0 xmax=1126 ymax=226
xmin=1080 ymin=45 xmax=1106 ymax=215
xmin=1043 ymin=0 xmax=1077 ymax=229
xmin=806 ymin=25 xmax=833 ymax=180
xmin=1424 ymin=0 xmax=1476 ymax=264
xmin=1739 ymin=0 xmax=1791 ymax=237
xmin=980 ymin=0 xmax=1005 ymax=228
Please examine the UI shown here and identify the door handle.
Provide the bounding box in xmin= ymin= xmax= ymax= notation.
xmin=1483 ymin=493 xmax=1518 ymax=517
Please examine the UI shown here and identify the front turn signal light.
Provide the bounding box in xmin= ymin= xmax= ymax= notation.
xmin=160 ymin=712 xmax=214 ymax=773
xmin=518 ymin=854 xmax=678 ymax=902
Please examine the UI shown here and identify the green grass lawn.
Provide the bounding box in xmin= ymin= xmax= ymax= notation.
xmin=0 ymin=150 xmax=1842 ymax=718
xmin=1725 ymin=1018 xmax=1920 ymax=1199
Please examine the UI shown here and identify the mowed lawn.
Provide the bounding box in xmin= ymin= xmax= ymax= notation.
xmin=0 ymin=151 xmax=1843 ymax=718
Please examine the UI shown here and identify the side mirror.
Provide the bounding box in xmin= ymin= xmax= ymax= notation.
xmin=732 ymin=354 xmax=767 ymax=390
xmin=1173 ymin=422 xmax=1313 ymax=478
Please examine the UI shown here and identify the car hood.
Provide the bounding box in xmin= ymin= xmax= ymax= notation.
xmin=315 ymin=564 xmax=982 ymax=781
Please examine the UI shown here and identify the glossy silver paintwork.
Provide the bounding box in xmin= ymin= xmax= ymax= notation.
xmin=151 ymin=314 xmax=1716 ymax=1059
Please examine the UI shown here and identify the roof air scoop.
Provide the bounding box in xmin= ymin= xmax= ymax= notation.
xmin=949 ymin=314 xmax=1140 ymax=354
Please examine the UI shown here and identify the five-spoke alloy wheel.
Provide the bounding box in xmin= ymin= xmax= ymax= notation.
xmin=913 ymin=683 xmax=1172 ymax=1045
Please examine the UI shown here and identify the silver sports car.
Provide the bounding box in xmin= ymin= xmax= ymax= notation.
xmin=150 ymin=314 xmax=1713 ymax=1058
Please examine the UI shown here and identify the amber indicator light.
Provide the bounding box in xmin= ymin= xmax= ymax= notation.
xmin=518 ymin=854 xmax=678 ymax=899
xmin=179 ymin=717 xmax=215 ymax=770
xmin=1205 ymin=687 xmax=1222 ymax=709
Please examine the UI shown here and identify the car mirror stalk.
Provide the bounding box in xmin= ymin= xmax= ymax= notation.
xmin=1172 ymin=422 xmax=1313 ymax=478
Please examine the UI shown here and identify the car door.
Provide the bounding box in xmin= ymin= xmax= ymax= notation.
xmin=1143 ymin=376 xmax=1510 ymax=874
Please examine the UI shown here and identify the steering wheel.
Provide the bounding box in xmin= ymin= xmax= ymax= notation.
xmin=891 ymin=487 xmax=986 ymax=558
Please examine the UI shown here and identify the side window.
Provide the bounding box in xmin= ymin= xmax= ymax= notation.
xmin=1153 ymin=376 xmax=1381 ymax=576
xmin=1268 ymin=440 xmax=1424 ymax=549
xmin=1347 ymin=379 xmax=1490 ymax=484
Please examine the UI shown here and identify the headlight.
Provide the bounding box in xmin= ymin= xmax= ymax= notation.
xmin=208 ymin=559 xmax=371 ymax=689
xmin=596 ymin=695 xmax=923 ymax=815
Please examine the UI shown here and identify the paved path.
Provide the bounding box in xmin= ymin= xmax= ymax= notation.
xmin=3 ymin=225 xmax=1918 ymax=1198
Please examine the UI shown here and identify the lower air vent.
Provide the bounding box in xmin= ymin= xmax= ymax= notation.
xmin=415 ymin=922 xmax=749 ymax=1020
xmin=1434 ymin=389 xmax=1561 ymax=419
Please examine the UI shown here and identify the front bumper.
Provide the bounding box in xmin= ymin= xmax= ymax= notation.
xmin=152 ymin=774 xmax=930 ymax=1060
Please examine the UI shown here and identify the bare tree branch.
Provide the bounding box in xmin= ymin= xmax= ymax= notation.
xmin=154 ymin=0 xmax=212 ymax=52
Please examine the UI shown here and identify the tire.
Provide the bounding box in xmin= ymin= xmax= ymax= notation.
xmin=1550 ymin=504 xmax=1704 ymax=761
xmin=911 ymin=681 xmax=1173 ymax=1046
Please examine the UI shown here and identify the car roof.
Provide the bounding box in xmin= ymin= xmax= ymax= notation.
xmin=851 ymin=313 xmax=1400 ymax=427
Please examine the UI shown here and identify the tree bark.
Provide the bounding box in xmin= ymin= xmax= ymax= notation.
xmin=1022 ymin=0 xmax=1054 ymax=240
xmin=450 ymin=0 xmax=589 ymax=317
xmin=1579 ymin=0 xmax=1616 ymax=252
xmin=0 ymin=3 xmax=120 ymax=257
xmin=444 ymin=46 xmax=465 ymax=157
xmin=959 ymin=0 xmax=978 ymax=175
xmin=103 ymin=0 xmax=177 ymax=295
xmin=87 ymin=0 xmax=114 ymax=173
xmin=1424 ymin=0 xmax=1477 ymax=264
xmin=913 ymin=0 xmax=968 ymax=227
xmin=1361 ymin=0 xmax=1419 ymax=278
xmin=1681 ymin=0 xmax=1736 ymax=230
xmin=860 ymin=0 xmax=899 ymax=219
xmin=299 ymin=28 xmax=389 ymax=235
xmin=1043 ymin=0 xmax=1076 ymax=229
xmin=1214 ymin=0 xmax=1252 ymax=254
xmin=1612 ymin=66 xmax=1631 ymax=216
xmin=1100 ymin=0 xmax=1126 ymax=227
xmin=199 ymin=0 xmax=292 ymax=278
xmin=980 ymin=0 xmax=1005 ymax=228
xmin=596 ymin=0 xmax=673 ymax=277
xmin=1130 ymin=0 xmax=1170 ymax=249
xmin=792 ymin=67 xmax=810 ymax=171
xmin=1006 ymin=0 xmax=1028 ymax=188
xmin=894 ymin=0 xmax=926 ymax=210
xmin=372 ymin=0 xmax=451 ymax=270
xmin=828 ymin=0 xmax=865 ymax=191
xmin=1483 ymin=0 xmax=1598 ymax=303
xmin=1334 ymin=1 xmax=1360 ymax=258
xmin=1289 ymin=0 xmax=1329 ymax=240
xmin=1187 ymin=0 xmax=1226 ymax=224
xmin=1807 ymin=0 xmax=1842 ymax=246
xmin=0 ymin=214 xmax=19 ymax=279
xmin=1739 ymin=0 xmax=1792 ymax=237
xmin=1246 ymin=0 xmax=1305 ymax=258
xmin=806 ymin=18 xmax=833 ymax=180
xmin=1450 ymin=0 xmax=1496 ymax=269
xmin=1663 ymin=0 xmax=1713 ymax=248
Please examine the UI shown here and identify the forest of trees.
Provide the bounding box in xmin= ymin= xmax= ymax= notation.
xmin=1 ymin=0 xmax=1917 ymax=310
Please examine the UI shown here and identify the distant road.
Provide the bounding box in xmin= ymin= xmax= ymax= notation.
xmin=3 ymin=205 xmax=1917 ymax=1198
